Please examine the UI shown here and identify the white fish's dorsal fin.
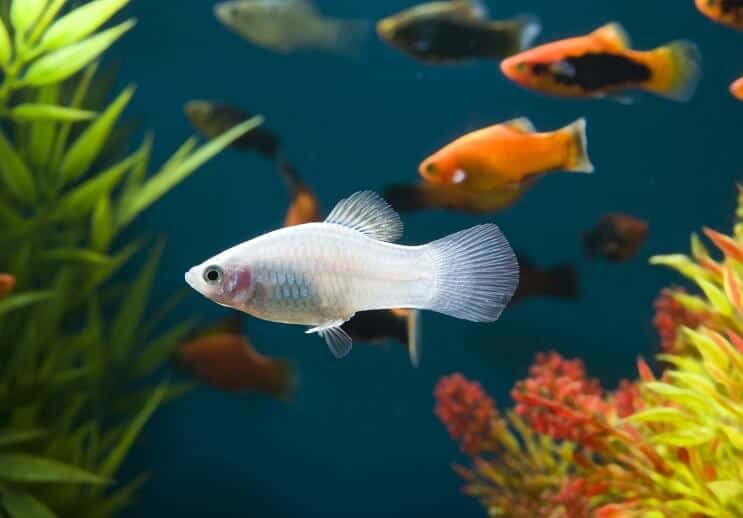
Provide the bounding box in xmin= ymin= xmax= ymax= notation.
xmin=503 ymin=117 xmax=536 ymax=133
xmin=307 ymin=321 xmax=352 ymax=358
xmin=592 ymin=22 xmax=631 ymax=50
xmin=325 ymin=191 xmax=403 ymax=242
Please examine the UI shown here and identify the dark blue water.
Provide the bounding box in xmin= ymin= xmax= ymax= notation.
xmin=116 ymin=1 xmax=743 ymax=516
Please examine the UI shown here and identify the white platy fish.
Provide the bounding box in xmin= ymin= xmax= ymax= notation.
xmin=185 ymin=192 xmax=518 ymax=359
xmin=214 ymin=0 xmax=369 ymax=55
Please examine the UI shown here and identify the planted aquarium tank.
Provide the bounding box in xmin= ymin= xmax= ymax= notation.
xmin=1 ymin=0 xmax=742 ymax=517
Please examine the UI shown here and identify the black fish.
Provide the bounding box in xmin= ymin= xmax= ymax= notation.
xmin=514 ymin=256 xmax=580 ymax=303
xmin=583 ymin=213 xmax=649 ymax=262
xmin=342 ymin=309 xmax=421 ymax=366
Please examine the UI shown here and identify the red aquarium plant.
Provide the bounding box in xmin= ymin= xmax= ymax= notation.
xmin=436 ymin=188 xmax=743 ymax=517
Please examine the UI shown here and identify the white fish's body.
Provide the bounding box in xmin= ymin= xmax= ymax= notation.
xmin=214 ymin=0 xmax=369 ymax=54
xmin=186 ymin=192 xmax=518 ymax=360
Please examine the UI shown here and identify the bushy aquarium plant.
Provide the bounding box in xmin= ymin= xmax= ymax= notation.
xmin=0 ymin=0 xmax=261 ymax=516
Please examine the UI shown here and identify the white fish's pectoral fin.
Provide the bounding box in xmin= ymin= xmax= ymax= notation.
xmin=307 ymin=321 xmax=353 ymax=359
xmin=325 ymin=191 xmax=403 ymax=242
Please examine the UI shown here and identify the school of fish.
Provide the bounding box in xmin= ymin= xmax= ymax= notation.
xmin=183 ymin=0 xmax=739 ymax=366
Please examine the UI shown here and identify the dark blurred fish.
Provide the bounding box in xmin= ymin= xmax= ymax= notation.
xmin=384 ymin=180 xmax=535 ymax=214
xmin=377 ymin=0 xmax=540 ymax=64
xmin=731 ymin=75 xmax=743 ymax=101
xmin=0 ymin=273 xmax=15 ymax=300
xmin=342 ymin=309 xmax=421 ymax=367
xmin=184 ymin=100 xmax=281 ymax=159
xmin=214 ymin=0 xmax=369 ymax=55
xmin=583 ymin=213 xmax=649 ymax=262
xmin=500 ymin=23 xmax=702 ymax=103
xmin=514 ymin=256 xmax=579 ymax=303
xmin=175 ymin=317 xmax=296 ymax=398
xmin=696 ymin=0 xmax=743 ymax=30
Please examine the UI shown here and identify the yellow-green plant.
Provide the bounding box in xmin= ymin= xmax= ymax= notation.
xmin=0 ymin=1 xmax=262 ymax=516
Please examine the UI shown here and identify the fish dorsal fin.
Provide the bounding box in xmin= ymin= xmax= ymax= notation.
xmin=325 ymin=191 xmax=403 ymax=242
xmin=503 ymin=117 xmax=536 ymax=133
xmin=592 ymin=22 xmax=631 ymax=50
xmin=466 ymin=0 xmax=489 ymax=20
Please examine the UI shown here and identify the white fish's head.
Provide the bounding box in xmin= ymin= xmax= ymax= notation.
xmin=185 ymin=255 xmax=255 ymax=309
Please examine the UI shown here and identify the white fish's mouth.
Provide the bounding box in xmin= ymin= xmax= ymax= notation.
xmin=184 ymin=268 xmax=196 ymax=288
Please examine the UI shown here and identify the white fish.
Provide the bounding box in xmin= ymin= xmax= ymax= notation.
xmin=185 ymin=192 xmax=518 ymax=359
xmin=214 ymin=0 xmax=369 ymax=55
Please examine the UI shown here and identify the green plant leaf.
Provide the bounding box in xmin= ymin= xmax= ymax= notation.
xmin=650 ymin=254 xmax=713 ymax=283
xmin=0 ymin=291 xmax=51 ymax=316
xmin=42 ymin=248 xmax=113 ymax=266
xmin=696 ymin=279 xmax=733 ymax=316
xmin=116 ymin=116 xmax=263 ymax=227
xmin=651 ymin=426 xmax=717 ymax=447
xmin=41 ymin=0 xmax=130 ymax=50
xmin=708 ymin=480 xmax=743 ymax=505
xmin=87 ymin=472 xmax=149 ymax=518
xmin=58 ymin=85 xmax=134 ymax=184
xmin=53 ymin=150 xmax=139 ymax=219
xmin=10 ymin=0 xmax=46 ymax=38
xmin=97 ymin=384 xmax=166 ymax=480
xmin=0 ymin=17 xmax=12 ymax=65
xmin=0 ymin=429 xmax=45 ymax=448
xmin=91 ymin=195 xmax=113 ymax=251
xmin=133 ymin=321 xmax=194 ymax=377
xmin=0 ymin=454 xmax=108 ymax=484
xmin=10 ymin=103 xmax=97 ymax=122
xmin=0 ymin=487 xmax=58 ymax=518
xmin=23 ymin=19 xmax=135 ymax=86
xmin=0 ymin=129 xmax=36 ymax=204
xmin=28 ymin=0 xmax=68 ymax=44
xmin=625 ymin=407 xmax=690 ymax=425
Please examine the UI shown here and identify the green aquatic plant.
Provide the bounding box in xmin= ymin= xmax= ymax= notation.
xmin=436 ymin=187 xmax=743 ymax=517
xmin=0 ymin=1 xmax=262 ymax=516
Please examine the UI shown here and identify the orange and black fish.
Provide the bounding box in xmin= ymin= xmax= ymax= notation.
xmin=500 ymin=23 xmax=702 ymax=102
xmin=377 ymin=0 xmax=540 ymax=64
xmin=419 ymin=117 xmax=592 ymax=191
xmin=185 ymin=100 xmax=281 ymax=159
xmin=0 ymin=273 xmax=15 ymax=300
xmin=514 ymin=256 xmax=580 ymax=303
xmin=175 ymin=318 xmax=296 ymax=398
xmin=731 ymin=75 xmax=743 ymax=101
xmin=342 ymin=309 xmax=421 ymax=366
xmin=278 ymin=159 xmax=322 ymax=227
xmin=696 ymin=0 xmax=743 ymax=30
xmin=384 ymin=180 xmax=535 ymax=214
xmin=583 ymin=213 xmax=649 ymax=262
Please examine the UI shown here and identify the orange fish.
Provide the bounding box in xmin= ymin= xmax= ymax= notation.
xmin=385 ymin=179 xmax=535 ymax=214
xmin=500 ymin=23 xmax=702 ymax=102
xmin=0 ymin=273 xmax=15 ymax=300
xmin=342 ymin=308 xmax=421 ymax=366
xmin=731 ymin=76 xmax=743 ymax=101
xmin=276 ymin=159 xmax=322 ymax=227
xmin=177 ymin=331 xmax=296 ymax=398
xmin=696 ymin=0 xmax=743 ymax=30
xmin=419 ymin=117 xmax=592 ymax=191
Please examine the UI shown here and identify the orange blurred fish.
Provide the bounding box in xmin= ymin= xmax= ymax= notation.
xmin=696 ymin=0 xmax=743 ymax=30
xmin=0 ymin=273 xmax=15 ymax=300
xmin=500 ymin=23 xmax=702 ymax=102
xmin=419 ymin=117 xmax=592 ymax=191
xmin=583 ymin=213 xmax=649 ymax=262
xmin=384 ymin=179 xmax=535 ymax=214
xmin=731 ymin=75 xmax=743 ymax=101
xmin=342 ymin=308 xmax=421 ymax=366
xmin=176 ymin=325 xmax=296 ymax=398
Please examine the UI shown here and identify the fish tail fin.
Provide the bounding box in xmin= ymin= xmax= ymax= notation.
xmin=561 ymin=117 xmax=594 ymax=173
xmin=423 ymin=224 xmax=518 ymax=322
xmin=511 ymin=14 xmax=541 ymax=52
xmin=332 ymin=19 xmax=371 ymax=56
xmin=402 ymin=309 xmax=422 ymax=368
xmin=276 ymin=359 xmax=299 ymax=403
xmin=647 ymin=40 xmax=702 ymax=102
xmin=542 ymin=264 xmax=581 ymax=300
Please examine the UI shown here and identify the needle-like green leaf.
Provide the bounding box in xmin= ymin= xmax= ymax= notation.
xmin=0 ymin=487 xmax=58 ymax=518
xmin=0 ymin=454 xmax=108 ymax=484
xmin=10 ymin=103 xmax=97 ymax=122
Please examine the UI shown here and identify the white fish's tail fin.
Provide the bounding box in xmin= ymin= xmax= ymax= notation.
xmin=561 ymin=117 xmax=594 ymax=173
xmin=424 ymin=224 xmax=518 ymax=322
xmin=331 ymin=19 xmax=371 ymax=56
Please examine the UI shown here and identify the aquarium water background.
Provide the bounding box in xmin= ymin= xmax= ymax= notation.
xmin=110 ymin=0 xmax=743 ymax=516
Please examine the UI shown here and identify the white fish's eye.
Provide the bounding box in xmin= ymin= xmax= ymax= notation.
xmin=203 ymin=265 xmax=224 ymax=285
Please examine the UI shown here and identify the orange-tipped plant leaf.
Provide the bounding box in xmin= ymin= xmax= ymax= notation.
xmin=703 ymin=227 xmax=743 ymax=263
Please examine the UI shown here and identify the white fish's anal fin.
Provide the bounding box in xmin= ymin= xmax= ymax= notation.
xmin=307 ymin=321 xmax=353 ymax=359
xmin=325 ymin=191 xmax=403 ymax=242
xmin=503 ymin=117 xmax=536 ymax=133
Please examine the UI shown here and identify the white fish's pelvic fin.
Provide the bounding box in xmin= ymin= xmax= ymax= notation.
xmin=325 ymin=191 xmax=403 ymax=242
xmin=424 ymin=224 xmax=519 ymax=322
xmin=307 ymin=321 xmax=353 ymax=358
